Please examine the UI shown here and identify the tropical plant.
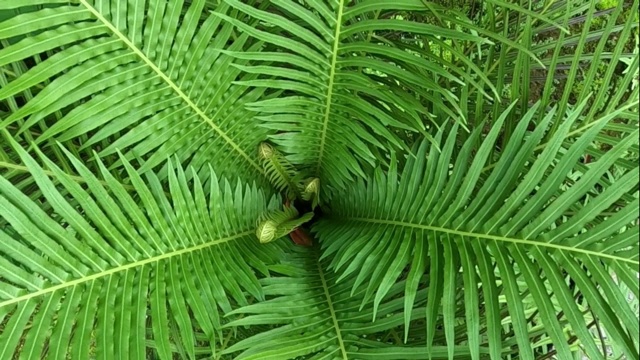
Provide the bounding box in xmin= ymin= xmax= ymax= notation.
xmin=0 ymin=0 xmax=638 ymax=359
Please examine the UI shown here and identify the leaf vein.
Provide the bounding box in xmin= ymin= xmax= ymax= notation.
xmin=348 ymin=218 xmax=639 ymax=265
xmin=0 ymin=231 xmax=252 ymax=309
xmin=315 ymin=0 xmax=345 ymax=176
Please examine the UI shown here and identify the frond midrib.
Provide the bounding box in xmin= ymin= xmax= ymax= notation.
xmin=317 ymin=255 xmax=349 ymax=359
xmin=78 ymin=0 xmax=264 ymax=177
xmin=315 ymin=0 xmax=345 ymax=176
xmin=0 ymin=159 xmax=135 ymax=191
xmin=347 ymin=217 xmax=638 ymax=265
xmin=0 ymin=230 xmax=253 ymax=309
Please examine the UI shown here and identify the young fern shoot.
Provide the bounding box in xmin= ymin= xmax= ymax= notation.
xmin=256 ymin=142 xmax=318 ymax=246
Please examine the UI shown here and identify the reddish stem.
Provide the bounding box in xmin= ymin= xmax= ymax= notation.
xmin=283 ymin=198 xmax=311 ymax=246
xmin=289 ymin=228 xmax=312 ymax=247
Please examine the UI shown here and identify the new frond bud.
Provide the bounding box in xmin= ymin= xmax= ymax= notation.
xmin=257 ymin=141 xmax=303 ymax=200
xmin=302 ymin=178 xmax=320 ymax=209
xmin=258 ymin=142 xmax=275 ymax=160
xmin=302 ymin=178 xmax=319 ymax=199
xmin=256 ymin=220 xmax=278 ymax=244
xmin=255 ymin=206 xmax=313 ymax=245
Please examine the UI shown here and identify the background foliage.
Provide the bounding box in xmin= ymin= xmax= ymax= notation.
xmin=0 ymin=0 xmax=638 ymax=359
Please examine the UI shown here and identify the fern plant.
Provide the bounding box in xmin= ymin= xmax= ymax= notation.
xmin=0 ymin=0 xmax=638 ymax=359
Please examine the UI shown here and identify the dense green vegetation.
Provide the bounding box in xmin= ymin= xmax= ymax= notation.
xmin=0 ymin=0 xmax=638 ymax=359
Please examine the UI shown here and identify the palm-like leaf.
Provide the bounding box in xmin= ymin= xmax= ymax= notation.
xmin=223 ymin=246 xmax=498 ymax=360
xmin=314 ymin=100 xmax=640 ymax=359
xmin=0 ymin=136 xmax=283 ymax=359
xmin=215 ymin=0 xmax=500 ymax=191
xmin=0 ymin=0 xmax=267 ymax=184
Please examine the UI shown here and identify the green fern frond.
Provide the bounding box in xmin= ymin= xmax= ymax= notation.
xmin=215 ymin=0 xmax=495 ymax=190
xmin=315 ymin=100 xmax=640 ymax=359
xmin=0 ymin=137 xmax=284 ymax=359
xmin=223 ymin=246 xmax=515 ymax=359
xmin=224 ymin=247 xmax=416 ymax=359
xmin=0 ymin=0 xmax=268 ymax=185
